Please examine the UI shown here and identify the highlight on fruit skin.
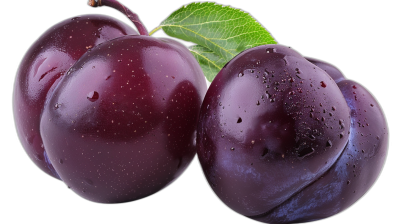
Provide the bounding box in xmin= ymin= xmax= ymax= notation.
xmin=13 ymin=0 xmax=207 ymax=203
xmin=196 ymin=44 xmax=388 ymax=223
xmin=13 ymin=14 xmax=139 ymax=180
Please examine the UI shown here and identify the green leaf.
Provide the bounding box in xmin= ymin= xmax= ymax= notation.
xmin=189 ymin=45 xmax=226 ymax=82
xmin=151 ymin=2 xmax=277 ymax=81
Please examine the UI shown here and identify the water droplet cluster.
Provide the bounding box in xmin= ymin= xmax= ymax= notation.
xmin=197 ymin=44 xmax=358 ymax=221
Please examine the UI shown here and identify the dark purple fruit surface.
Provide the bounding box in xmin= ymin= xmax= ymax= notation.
xmin=13 ymin=0 xmax=207 ymax=203
xmin=196 ymin=44 xmax=388 ymax=223
xmin=40 ymin=35 xmax=207 ymax=203
xmin=7 ymin=0 xmax=392 ymax=224
xmin=13 ymin=14 xmax=138 ymax=179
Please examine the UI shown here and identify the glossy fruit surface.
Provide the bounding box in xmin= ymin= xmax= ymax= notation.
xmin=40 ymin=35 xmax=207 ymax=202
xmin=13 ymin=0 xmax=207 ymax=203
xmin=13 ymin=14 xmax=138 ymax=179
xmin=196 ymin=44 xmax=388 ymax=223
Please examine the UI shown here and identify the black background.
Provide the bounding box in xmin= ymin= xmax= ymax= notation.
xmin=2 ymin=0 xmax=398 ymax=223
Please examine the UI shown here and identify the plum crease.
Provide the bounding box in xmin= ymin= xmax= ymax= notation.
xmin=246 ymin=140 xmax=349 ymax=220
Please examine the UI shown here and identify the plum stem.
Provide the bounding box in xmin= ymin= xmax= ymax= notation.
xmin=88 ymin=0 xmax=149 ymax=36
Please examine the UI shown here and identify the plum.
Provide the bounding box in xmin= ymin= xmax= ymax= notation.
xmin=13 ymin=0 xmax=207 ymax=203
xmin=196 ymin=45 xmax=388 ymax=223
xmin=13 ymin=14 xmax=138 ymax=179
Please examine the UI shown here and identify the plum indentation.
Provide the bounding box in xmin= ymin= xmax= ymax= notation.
xmin=237 ymin=117 xmax=242 ymax=123
xmin=39 ymin=67 xmax=58 ymax=81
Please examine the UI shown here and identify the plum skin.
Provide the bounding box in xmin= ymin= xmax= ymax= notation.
xmin=13 ymin=15 xmax=138 ymax=179
xmin=14 ymin=12 xmax=207 ymax=203
xmin=196 ymin=45 xmax=388 ymax=223
xmin=40 ymin=35 xmax=207 ymax=203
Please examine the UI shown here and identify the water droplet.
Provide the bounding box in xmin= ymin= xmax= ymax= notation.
xmin=332 ymin=106 xmax=336 ymax=111
xmin=340 ymin=132 xmax=344 ymax=138
xmin=26 ymin=135 xmax=35 ymax=144
xmin=256 ymin=60 xmax=261 ymax=65
xmin=347 ymin=180 xmax=351 ymax=185
xmin=87 ymin=91 xmax=99 ymax=102
xmin=295 ymin=68 xmax=301 ymax=74
xmin=84 ymin=178 xmax=94 ymax=186
xmin=59 ymin=159 xmax=63 ymax=164
xmin=261 ymin=148 xmax=269 ymax=157
xmin=54 ymin=103 xmax=61 ymax=109
xmin=297 ymin=147 xmax=315 ymax=158
xmin=339 ymin=119 xmax=345 ymax=129
xmin=34 ymin=153 xmax=44 ymax=161
xmin=256 ymin=101 xmax=260 ymax=105
xmin=230 ymin=147 xmax=235 ymax=151
xmin=326 ymin=140 xmax=333 ymax=148
xmin=370 ymin=104 xmax=374 ymax=107
xmin=320 ymin=81 xmax=327 ymax=88
xmin=352 ymin=85 xmax=357 ymax=89
xmin=282 ymin=57 xmax=289 ymax=66
xmin=238 ymin=72 xmax=244 ymax=77
xmin=266 ymin=48 xmax=276 ymax=53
